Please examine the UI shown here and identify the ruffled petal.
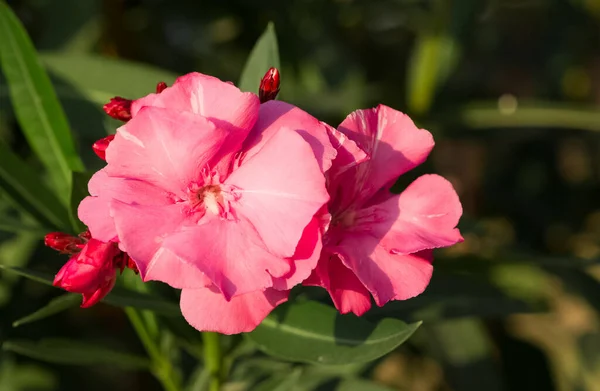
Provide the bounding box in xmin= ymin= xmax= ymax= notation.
xmin=242 ymin=100 xmax=336 ymax=173
xmin=162 ymin=217 xmax=291 ymax=299
xmin=271 ymin=216 xmax=322 ymax=291
xmin=110 ymin=202 xmax=192 ymax=282
xmin=304 ymin=253 xmax=372 ymax=316
xmin=226 ymin=127 xmax=329 ymax=258
xmin=131 ymin=72 xmax=259 ymax=133
xmin=334 ymin=233 xmax=434 ymax=306
xmin=105 ymin=107 xmax=228 ymax=197
xmin=180 ymin=286 xmax=288 ymax=334
xmin=335 ymin=105 xmax=434 ymax=207
xmin=364 ymin=174 xmax=463 ymax=254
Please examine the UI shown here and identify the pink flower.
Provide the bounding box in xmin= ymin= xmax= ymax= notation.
xmin=79 ymin=72 xmax=336 ymax=334
xmin=305 ymin=105 xmax=463 ymax=316
xmin=53 ymin=238 xmax=121 ymax=308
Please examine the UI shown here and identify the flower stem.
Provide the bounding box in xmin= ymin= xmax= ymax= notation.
xmin=125 ymin=308 xmax=180 ymax=391
xmin=203 ymin=332 xmax=222 ymax=391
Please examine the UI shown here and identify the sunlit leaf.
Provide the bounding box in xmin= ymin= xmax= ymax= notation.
xmin=0 ymin=142 xmax=71 ymax=231
xmin=247 ymin=300 xmax=420 ymax=365
xmin=238 ymin=23 xmax=280 ymax=94
xmin=0 ymin=2 xmax=84 ymax=201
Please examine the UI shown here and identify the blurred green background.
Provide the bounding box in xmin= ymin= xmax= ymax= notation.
xmin=1 ymin=0 xmax=600 ymax=390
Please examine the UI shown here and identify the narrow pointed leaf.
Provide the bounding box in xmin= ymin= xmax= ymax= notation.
xmin=0 ymin=142 xmax=71 ymax=231
xmin=2 ymin=338 xmax=150 ymax=369
xmin=0 ymin=2 xmax=84 ymax=201
xmin=0 ymin=265 xmax=180 ymax=315
xmin=13 ymin=294 xmax=81 ymax=327
xmin=247 ymin=300 xmax=421 ymax=365
xmin=238 ymin=22 xmax=280 ymax=94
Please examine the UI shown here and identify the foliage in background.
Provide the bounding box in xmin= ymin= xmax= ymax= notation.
xmin=1 ymin=0 xmax=600 ymax=390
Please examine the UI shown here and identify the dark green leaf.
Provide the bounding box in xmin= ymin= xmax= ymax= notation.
xmin=238 ymin=22 xmax=280 ymax=94
xmin=247 ymin=300 xmax=420 ymax=365
xmin=104 ymin=286 xmax=181 ymax=316
xmin=2 ymin=338 xmax=149 ymax=369
xmin=0 ymin=265 xmax=55 ymax=287
xmin=0 ymin=265 xmax=181 ymax=316
xmin=0 ymin=2 xmax=84 ymax=200
xmin=0 ymin=142 xmax=71 ymax=230
xmin=13 ymin=294 xmax=81 ymax=327
xmin=69 ymin=171 xmax=93 ymax=233
xmin=334 ymin=378 xmax=396 ymax=391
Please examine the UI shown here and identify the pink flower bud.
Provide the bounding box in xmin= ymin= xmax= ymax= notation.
xmin=259 ymin=67 xmax=280 ymax=103
xmin=44 ymin=232 xmax=84 ymax=254
xmin=53 ymin=239 xmax=120 ymax=308
xmin=92 ymin=134 xmax=116 ymax=161
xmin=103 ymin=97 xmax=132 ymax=122
xmin=156 ymin=82 xmax=168 ymax=93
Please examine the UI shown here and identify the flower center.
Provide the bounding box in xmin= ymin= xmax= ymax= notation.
xmin=332 ymin=210 xmax=357 ymax=228
xmin=189 ymin=184 xmax=224 ymax=215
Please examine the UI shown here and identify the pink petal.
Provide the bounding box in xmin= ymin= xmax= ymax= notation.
xmin=271 ymin=216 xmax=322 ymax=291
xmin=131 ymin=72 xmax=259 ymax=133
xmin=226 ymin=127 xmax=329 ymax=258
xmin=78 ymin=169 xmax=172 ymax=242
xmin=105 ymin=107 xmax=228 ymax=197
xmin=241 ymin=100 xmax=336 ymax=173
xmin=336 ymin=105 xmax=434 ymax=206
xmin=305 ymin=253 xmax=372 ymax=316
xmin=110 ymin=202 xmax=199 ymax=285
xmin=334 ymin=233 xmax=434 ymax=306
xmin=162 ymin=216 xmax=291 ymax=299
xmin=367 ymin=174 xmax=463 ymax=254
xmin=78 ymin=196 xmax=117 ymax=242
xmin=180 ymin=286 xmax=288 ymax=334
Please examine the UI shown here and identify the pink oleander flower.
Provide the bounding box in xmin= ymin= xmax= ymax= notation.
xmin=52 ymin=238 xmax=122 ymax=308
xmin=79 ymin=72 xmax=336 ymax=334
xmin=305 ymin=105 xmax=463 ymax=316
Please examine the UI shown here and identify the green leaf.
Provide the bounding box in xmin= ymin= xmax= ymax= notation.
xmin=0 ymin=2 xmax=84 ymax=201
xmin=104 ymin=286 xmax=181 ymax=316
xmin=0 ymin=265 xmax=181 ymax=315
xmin=406 ymin=32 xmax=458 ymax=115
xmin=69 ymin=171 xmax=93 ymax=233
xmin=334 ymin=379 xmax=396 ymax=391
xmin=238 ymin=22 xmax=280 ymax=94
xmin=0 ymin=265 xmax=55 ymax=287
xmin=0 ymin=142 xmax=71 ymax=230
xmin=41 ymin=53 xmax=179 ymax=104
xmin=12 ymin=293 xmax=81 ymax=327
xmin=247 ymin=300 xmax=421 ymax=365
xmin=2 ymin=338 xmax=150 ymax=369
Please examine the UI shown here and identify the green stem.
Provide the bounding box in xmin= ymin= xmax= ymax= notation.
xmin=202 ymin=332 xmax=222 ymax=391
xmin=125 ymin=308 xmax=180 ymax=391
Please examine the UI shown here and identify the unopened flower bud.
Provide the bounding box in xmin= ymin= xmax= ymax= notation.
xmin=103 ymin=97 xmax=132 ymax=121
xmin=53 ymin=239 xmax=120 ymax=308
xmin=44 ymin=232 xmax=84 ymax=254
xmin=92 ymin=134 xmax=116 ymax=161
xmin=259 ymin=67 xmax=280 ymax=103
xmin=156 ymin=82 xmax=168 ymax=93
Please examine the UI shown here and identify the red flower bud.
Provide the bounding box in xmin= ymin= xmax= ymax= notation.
xmin=156 ymin=82 xmax=168 ymax=93
xmin=53 ymin=239 xmax=120 ymax=308
xmin=103 ymin=97 xmax=132 ymax=122
xmin=44 ymin=232 xmax=84 ymax=254
xmin=259 ymin=67 xmax=280 ymax=103
xmin=92 ymin=134 xmax=116 ymax=161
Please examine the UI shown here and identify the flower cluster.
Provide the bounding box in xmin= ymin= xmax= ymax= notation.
xmin=46 ymin=69 xmax=463 ymax=334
